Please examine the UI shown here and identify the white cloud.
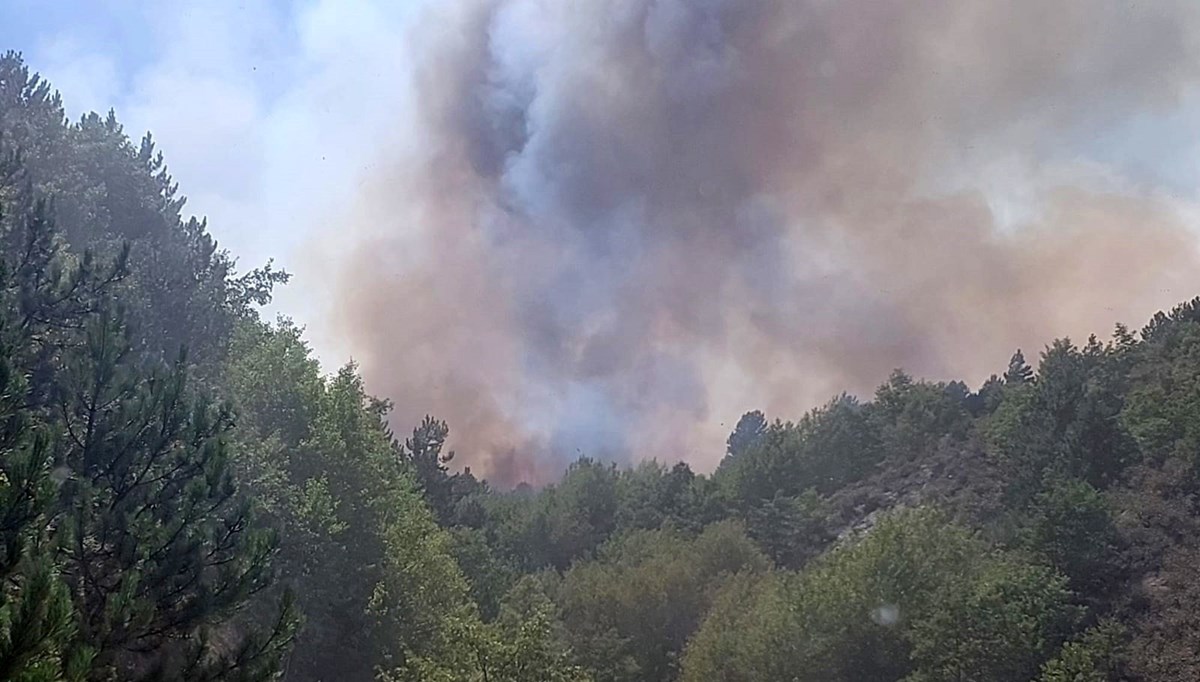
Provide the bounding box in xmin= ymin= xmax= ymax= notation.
xmin=35 ymin=34 xmax=121 ymax=117
xmin=22 ymin=0 xmax=432 ymax=369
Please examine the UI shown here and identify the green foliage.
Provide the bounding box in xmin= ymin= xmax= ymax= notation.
xmin=1122 ymin=306 xmax=1200 ymax=479
xmin=368 ymin=465 xmax=481 ymax=667
xmin=21 ymin=48 xmax=1200 ymax=682
xmin=1021 ymin=476 xmax=1123 ymax=596
xmin=387 ymin=604 xmax=591 ymax=682
xmin=724 ymin=411 xmax=766 ymax=460
xmin=4 ymin=53 xmax=289 ymax=369
xmin=907 ymin=559 xmax=1077 ymax=682
xmin=1004 ymin=349 xmax=1034 ymax=386
xmin=741 ymin=490 xmax=829 ymax=569
xmin=1124 ymin=544 xmax=1200 ymax=681
xmin=397 ymin=416 xmax=456 ymax=522
xmin=0 ymin=66 xmax=295 ymax=679
xmin=614 ymin=460 xmax=700 ymax=532
xmin=871 ymin=371 xmax=971 ymax=458
xmin=49 ymin=309 xmax=295 ymax=679
xmin=988 ymin=338 xmax=1136 ymax=499
xmin=383 ymin=571 xmax=589 ymax=682
xmin=483 ymin=458 xmax=621 ymax=572
xmin=226 ymin=318 xmax=520 ymax=680
xmin=449 ymin=527 xmax=517 ymax=622
xmin=557 ymin=522 xmax=767 ymax=682
xmin=0 ymin=282 xmax=88 ymax=681
xmin=974 ymin=373 xmax=1006 ymax=415
xmin=716 ymin=395 xmax=881 ymax=506
xmin=484 ymin=603 xmax=591 ymax=682
xmin=1038 ymin=620 xmax=1124 ymax=682
xmin=682 ymin=509 xmax=1077 ymax=682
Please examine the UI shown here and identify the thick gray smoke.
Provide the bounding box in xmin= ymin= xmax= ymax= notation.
xmin=332 ymin=0 xmax=1200 ymax=486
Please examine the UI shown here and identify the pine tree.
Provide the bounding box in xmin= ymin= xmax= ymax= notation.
xmin=0 ymin=264 xmax=91 ymax=681
xmin=1 ymin=174 xmax=295 ymax=680
xmin=400 ymin=416 xmax=455 ymax=519
xmin=52 ymin=308 xmax=296 ymax=680
xmin=724 ymin=410 xmax=767 ymax=460
xmin=1004 ymin=349 xmax=1034 ymax=385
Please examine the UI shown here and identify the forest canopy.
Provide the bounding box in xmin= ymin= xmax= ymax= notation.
xmin=6 ymin=49 xmax=1200 ymax=682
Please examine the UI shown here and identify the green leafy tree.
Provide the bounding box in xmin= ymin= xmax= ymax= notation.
xmin=974 ymin=374 xmax=1006 ymax=415
xmin=1038 ymin=620 xmax=1124 ymax=682
xmin=486 ymin=459 xmax=620 ymax=572
xmin=871 ymin=371 xmax=971 ymax=460
xmin=989 ymin=338 xmax=1136 ymax=499
xmin=1021 ymin=476 xmax=1123 ymax=597
xmin=448 ymin=526 xmax=518 ymax=622
xmin=225 ymin=318 xmax=532 ymax=679
xmin=1125 ymin=545 xmax=1200 ymax=681
xmin=716 ymin=395 xmax=882 ymax=506
xmin=1122 ymin=300 xmax=1200 ymax=481
xmin=390 ymin=603 xmax=590 ymax=682
xmin=614 ymin=460 xmax=699 ymax=533
xmin=556 ymin=521 xmax=767 ymax=682
xmin=908 ymin=560 xmax=1077 ymax=682
xmin=683 ymin=509 xmax=1077 ymax=682
xmin=741 ymin=490 xmax=829 ymax=569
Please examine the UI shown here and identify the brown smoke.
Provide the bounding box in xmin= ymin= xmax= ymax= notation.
xmin=330 ymin=0 xmax=1200 ymax=486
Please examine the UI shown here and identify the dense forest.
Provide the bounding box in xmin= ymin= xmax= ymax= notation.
xmin=5 ymin=51 xmax=1200 ymax=681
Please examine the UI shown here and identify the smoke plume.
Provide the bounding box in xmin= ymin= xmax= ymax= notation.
xmin=331 ymin=0 xmax=1200 ymax=486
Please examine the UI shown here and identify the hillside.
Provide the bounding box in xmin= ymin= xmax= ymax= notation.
xmin=6 ymin=50 xmax=1200 ymax=681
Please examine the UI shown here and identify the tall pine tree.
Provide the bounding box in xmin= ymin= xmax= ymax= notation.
xmin=2 ymin=164 xmax=296 ymax=680
xmin=0 ymin=259 xmax=91 ymax=681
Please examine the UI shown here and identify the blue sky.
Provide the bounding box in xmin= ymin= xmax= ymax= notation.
xmin=1 ymin=0 xmax=431 ymax=364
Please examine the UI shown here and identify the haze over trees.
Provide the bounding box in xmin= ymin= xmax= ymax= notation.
xmin=7 ymin=50 xmax=1200 ymax=682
